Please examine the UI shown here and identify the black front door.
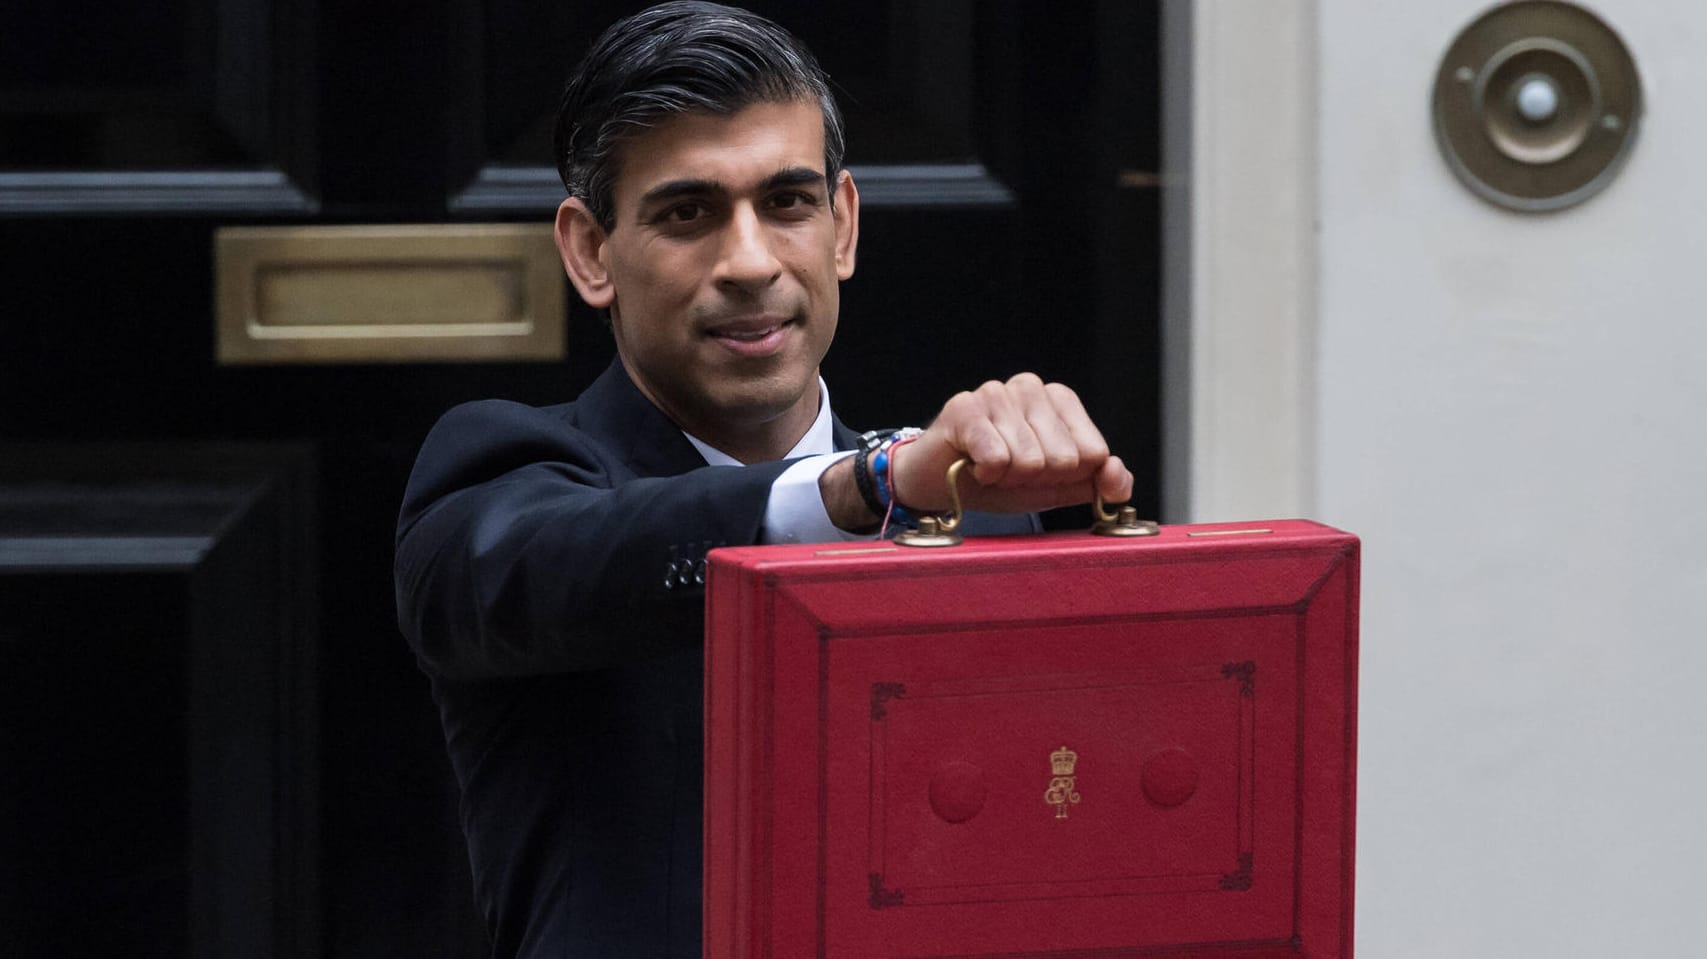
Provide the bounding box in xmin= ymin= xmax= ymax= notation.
xmin=0 ymin=2 xmax=1161 ymax=955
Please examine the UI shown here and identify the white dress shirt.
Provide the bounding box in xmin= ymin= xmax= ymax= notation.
xmin=681 ymin=378 xmax=870 ymax=544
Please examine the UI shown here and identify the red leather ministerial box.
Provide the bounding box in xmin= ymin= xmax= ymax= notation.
xmin=705 ymin=519 xmax=1358 ymax=959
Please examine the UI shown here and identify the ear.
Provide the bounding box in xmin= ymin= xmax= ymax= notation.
xmin=554 ymin=197 xmax=615 ymax=309
xmin=832 ymin=169 xmax=859 ymax=281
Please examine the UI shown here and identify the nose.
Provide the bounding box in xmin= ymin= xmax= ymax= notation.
xmin=713 ymin=203 xmax=782 ymax=292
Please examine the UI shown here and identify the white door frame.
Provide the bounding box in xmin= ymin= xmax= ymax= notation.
xmin=1163 ymin=0 xmax=1318 ymax=522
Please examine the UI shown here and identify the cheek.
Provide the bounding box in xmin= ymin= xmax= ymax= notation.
xmin=640 ymin=247 xmax=715 ymax=303
xmin=778 ymin=232 xmax=837 ymax=284
xmin=608 ymin=248 xmax=693 ymax=325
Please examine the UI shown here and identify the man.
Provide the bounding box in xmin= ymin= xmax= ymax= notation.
xmin=394 ymin=3 xmax=1132 ymax=956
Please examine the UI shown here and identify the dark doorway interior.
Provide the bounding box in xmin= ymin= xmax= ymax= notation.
xmin=0 ymin=3 xmax=1163 ymax=955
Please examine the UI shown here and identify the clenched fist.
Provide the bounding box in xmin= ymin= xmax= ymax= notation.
xmin=821 ymin=373 xmax=1133 ymax=530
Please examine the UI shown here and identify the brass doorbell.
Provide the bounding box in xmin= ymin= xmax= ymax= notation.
xmin=1433 ymin=1 xmax=1641 ymax=212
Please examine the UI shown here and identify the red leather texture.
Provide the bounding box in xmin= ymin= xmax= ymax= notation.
xmin=705 ymin=520 xmax=1358 ymax=959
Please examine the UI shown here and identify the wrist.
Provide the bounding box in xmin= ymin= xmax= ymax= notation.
xmin=819 ymin=455 xmax=882 ymax=534
xmin=868 ymin=429 xmax=924 ymax=527
xmin=852 ymin=439 xmax=886 ymax=518
xmin=873 ymin=434 xmax=920 ymax=522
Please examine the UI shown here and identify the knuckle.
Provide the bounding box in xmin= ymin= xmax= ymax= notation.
xmin=1012 ymin=449 xmax=1047 ymax=474
xmin=1045 ymin=449 xmax=1080 ymax=473
xmin=941 ymin=390 xmax=977 ymax=417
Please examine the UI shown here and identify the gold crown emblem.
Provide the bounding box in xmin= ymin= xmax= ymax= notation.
xmin=1050 ymin=745 xmax=1078 ymax=776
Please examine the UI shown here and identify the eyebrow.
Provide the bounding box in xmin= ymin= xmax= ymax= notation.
xmin=764 ymin=166 xmax=829 ymax=190
xmin=637 ymin=166 xmax=828 ymax=209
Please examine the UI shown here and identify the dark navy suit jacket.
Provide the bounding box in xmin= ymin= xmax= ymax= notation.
xmin=395 ymin=361 xmax=1036 ymax=958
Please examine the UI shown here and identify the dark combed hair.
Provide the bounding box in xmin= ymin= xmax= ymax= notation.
xmin=553 ymin=1 xmax=846 ymax=232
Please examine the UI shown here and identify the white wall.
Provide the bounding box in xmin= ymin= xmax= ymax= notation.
xmin=1186 ymin=1 xmax=1707 ymax=954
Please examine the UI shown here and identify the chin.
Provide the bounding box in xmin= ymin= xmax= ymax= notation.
xmin=711 ymin=374 xmax=816 ymax=423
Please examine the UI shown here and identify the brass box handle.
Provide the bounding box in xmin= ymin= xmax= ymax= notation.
xmin=893 ymin=458 xmax=1159 ymax=548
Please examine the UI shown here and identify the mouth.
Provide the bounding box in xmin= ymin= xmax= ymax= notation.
xmin=704 ymin=315 xmax=795 ymax=357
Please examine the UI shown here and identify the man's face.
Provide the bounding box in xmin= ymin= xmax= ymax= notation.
xmin=560 ymin=99 xmax=858 ymax=455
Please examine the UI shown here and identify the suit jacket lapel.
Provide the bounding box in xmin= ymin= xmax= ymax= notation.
xmin=830 ymin=416 xmax=858 ymax=453
xmin=571 ymin=360 xmax=709 ymax=479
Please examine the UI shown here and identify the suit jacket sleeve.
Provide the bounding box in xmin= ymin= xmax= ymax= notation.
xmin=394 ymin=397 xmax=794 ymax=680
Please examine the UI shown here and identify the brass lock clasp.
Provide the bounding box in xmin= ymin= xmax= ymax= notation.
xmin=1091 ymin=494 xmax=1160 ymax=537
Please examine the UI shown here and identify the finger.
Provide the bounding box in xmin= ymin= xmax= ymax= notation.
xmin=1043 ymin=382 xmax=1111 ymax=473
xmin=895 ymin=392 xmax=1003 ymax=510
xmin=941 ymin=390 xmax=1010 ymax=477
xmin=964 ymin=380 xmax=1040 ymax=487
xmin=996 ymin=454 xmax=1128 ymax=512
xmin=956 ymin=454 xmax=1128 ymax=515
xmin=960 ymin=480 xmax=1100 ymax=514
xmin=997 ymin=374 xmax=1071 ymax=487
xmin=1022 ymin=381 xmax=1101 ymax=484
xmin=1095 ymin=454 xmax=1134 ymax=505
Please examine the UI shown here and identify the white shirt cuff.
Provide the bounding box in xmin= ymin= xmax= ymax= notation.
xmin=761 ymin=451 xmax=873 ymax=545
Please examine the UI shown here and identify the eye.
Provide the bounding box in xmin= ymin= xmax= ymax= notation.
xmin=770 ymin=190 xmax=821 ymax=215
xmin=665 ymin=202 xmax=707 ymax=223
